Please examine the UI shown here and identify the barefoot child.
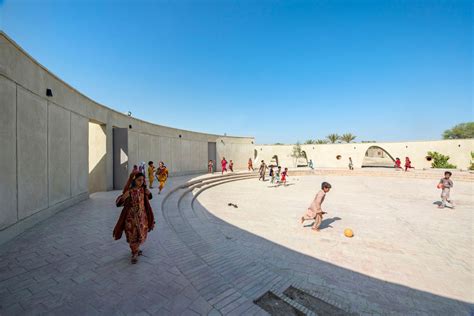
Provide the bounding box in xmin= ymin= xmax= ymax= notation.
xmin=438 ymin=171 xmax=455 ymax=209
xmin=258 ymin=160 xmax=267 ymax=181
xmin=229 ymin=160 xmax=234 ymax=172
xmin=300 ymin=182 xmax=332 ymax=231
xmin=208 ymin=160 xmax=214 ymax=173
xmin=221 ymin=157 xmax=228 ymax=174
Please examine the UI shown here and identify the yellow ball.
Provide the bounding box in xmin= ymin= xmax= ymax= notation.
xmin=344 ymin=228 xmax=354 ymax=238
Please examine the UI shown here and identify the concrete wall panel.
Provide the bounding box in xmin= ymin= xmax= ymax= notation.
xmin=17 ymin=87 xmax=48 ymax=219
xmin=48 ymin=103 xmax=71 ymax=204
xmin=71 ymin=113 xmax=88 ymax=195
xmin=88 ymin=122 xmax=107 ymax=193
xmin=0 ymin=76 xmax=17 ymax=229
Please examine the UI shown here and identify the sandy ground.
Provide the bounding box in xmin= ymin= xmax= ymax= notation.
xmin=197 ymin=174 xmax=474 ymax=303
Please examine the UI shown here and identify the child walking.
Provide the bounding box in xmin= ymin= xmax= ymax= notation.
xmin=438 ymin=171 xmax=455 ymax=209
xmin=269 ymin=167 xmax=275 ymax=183
xmin=275 ymin=166 xmax=281 ymax=184
xmin=147 ymin=161 xmax=155 ymax=188
xmin=300 ymin=182 xmax=332 ymax=231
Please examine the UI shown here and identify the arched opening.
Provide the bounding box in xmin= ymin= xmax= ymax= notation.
xmin=297 ymin=151 xmax=309 ymax=167
xmin=254 ymin=149 xmax=258 ymax=160
xmin=270 ymin=155 xmax=279 ymax=167
xmin=362 ymin=146 xmax=395 ymax=168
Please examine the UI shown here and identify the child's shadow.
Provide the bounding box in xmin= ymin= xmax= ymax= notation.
xmin=432 ymin=201 xmax=454 ymax=209
xmin=304 ymin=216 xmax=342 ymax=230
xmin=319 ymin=217 xmax=342 ymax=230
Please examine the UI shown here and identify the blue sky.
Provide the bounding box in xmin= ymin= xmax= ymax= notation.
xmin=1 ymin=0 xmax=472 ymax=144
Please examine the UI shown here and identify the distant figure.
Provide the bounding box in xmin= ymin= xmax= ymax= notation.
xmin=300 ymin=182 xmax=332 ymax=232
xmin=275 ymin=166 xmax=281 ymax=184
xmin=280 ymin=168 xmax=288 ymax=186
xmin=248 ymin=158 xmax=254 ymax=171
xmin=147 ymin=161 xmax=155 ymax=188
xmin=269 ymin=167 xmax=275 ymax=183
xmin=394 ymin=158 xmax=402 ymax=170
xmin=132 ymin=165 xmax=139 ymax=174
xmin=258 ymin=160 xmax=267 ymax=181
xmin=229 ymin=160 xmax=234 ymax=172
xmin=405 ymin=157 xmax=414 ymax=172
xmin=438 ymin=171 xmax=455 ymax=209
xmin=156 ymin=162 xmax=169 ymax=194
xmin=208 ymin=160 xmax=214 ymax=173
xmin=113 ymin=172 xmax=154 ymax=264
xmin=308 ymin=159 xmax=314 ymax=170
xmin=138 ymin=162 xmax=146 ymax=174
xmin=348 ymin=157 xmax=354 ymax=170
xmin=221 ymin=157 xmax=228 ymax=174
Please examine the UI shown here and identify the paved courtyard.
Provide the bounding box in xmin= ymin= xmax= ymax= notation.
xmin=0 ymin=171 xmax=473 ymax=315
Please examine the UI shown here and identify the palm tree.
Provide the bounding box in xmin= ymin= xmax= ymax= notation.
xmin=340 ymin=133 xmax=356 ymax=143
xmin=326 ymin=134 xmax=340 ymax=144
xmin=315 ymin=139 xmax=328 ymax=144
xmin=304 ymin=139 xmax=315 ymax=144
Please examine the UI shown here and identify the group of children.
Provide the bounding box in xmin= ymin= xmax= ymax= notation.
xmin=144 ymin=161 xmax=169 ymax=194
xmin=257 ymin=160 xmax=289 ymax=186
xmin=207 ymin=158 xmax=235 ymax=174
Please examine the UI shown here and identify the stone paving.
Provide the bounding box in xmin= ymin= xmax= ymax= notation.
xmin=0 ymin=171 xmax=473 ymax=315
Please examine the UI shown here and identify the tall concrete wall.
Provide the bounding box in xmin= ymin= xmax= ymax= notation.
xmin=0 ymin=32 xmax=254 ymax=244
xmin=256 ymin=140 xmax=474 ymax=170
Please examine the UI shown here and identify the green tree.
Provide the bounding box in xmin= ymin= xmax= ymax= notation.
xmin=291 ymin=142 xmax=304 ymax=159
xmin=443 ymin=122 xmax=474 ymax=139
xmin=315 ymin=139 xmax=328 ymax=144
xmin=470 ymin=152 xmax=474 ymax=171
xmin=304 ymin=139 xmax=316 ymax=144
xmin=340 ymin=133 xmax=357 ymax=143
xmin=274 ymin=142 xmax=284 ymax=145
xmin=427 ymin=151 xmax=457 ymax=169
xmin=326 ymin=134 xmax=340 ymax=144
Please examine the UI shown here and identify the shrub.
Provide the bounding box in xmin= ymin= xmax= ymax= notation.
xmin=427 ymin=151 xmax=457 ymax=169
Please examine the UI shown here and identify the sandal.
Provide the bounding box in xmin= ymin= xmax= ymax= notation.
xmin=138 ymin=250 xmax=143 ymax=256
xmin=131 ymin=254 xmax=138 ymax=264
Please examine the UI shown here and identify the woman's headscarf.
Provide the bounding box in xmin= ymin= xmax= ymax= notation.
xmin=122 ymin=172 xmax=145 ymax=193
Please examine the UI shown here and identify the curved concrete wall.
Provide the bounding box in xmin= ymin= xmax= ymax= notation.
xmin=255 ymin=140 xmax=474 ymax=170
xmin=0 ymin=32 xmax=254 ymax=244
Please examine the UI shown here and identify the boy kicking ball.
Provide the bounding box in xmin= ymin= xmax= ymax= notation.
xmin=300 ymin=182 xmax=331 ymax=231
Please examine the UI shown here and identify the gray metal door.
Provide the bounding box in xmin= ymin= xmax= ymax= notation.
xmin=208 ymin=142 xmax=216 ymax=171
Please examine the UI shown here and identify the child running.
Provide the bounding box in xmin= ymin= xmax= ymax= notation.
xmin=155 ymin=161 xmax=169 ymax=194
xmin=280 ymin=168 xmax=288 ymax=186
xmin=229 ymin=160 xmax=234 ymax=172
xmin=248 ymin=158 xmax=254 ymax=171
xmin=221 ymin=157 xmax=228 ymax=174
xmin=300 ymin=182 xmax=332 ymax=231
xmin=438 ymin=171 xmax=455 ymax=209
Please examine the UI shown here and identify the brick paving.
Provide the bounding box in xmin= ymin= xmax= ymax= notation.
xmin=0 ymin=171 xmax=473 ymax=315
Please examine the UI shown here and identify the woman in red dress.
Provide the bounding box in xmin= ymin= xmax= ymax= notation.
xmin=113 ymin=172 xmax=155 ymax=264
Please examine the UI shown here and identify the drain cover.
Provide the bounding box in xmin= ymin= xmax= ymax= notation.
xmin=284 ymin=286 xmax=351 ymax=315
xmin=254 ymin=291 xmax=304 ymax=316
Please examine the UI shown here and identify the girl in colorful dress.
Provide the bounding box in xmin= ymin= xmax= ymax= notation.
xmin=113 ymin=172 xmax=155 ymax=264
xmin=156 ymin=161 xmax=169 ymax=194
